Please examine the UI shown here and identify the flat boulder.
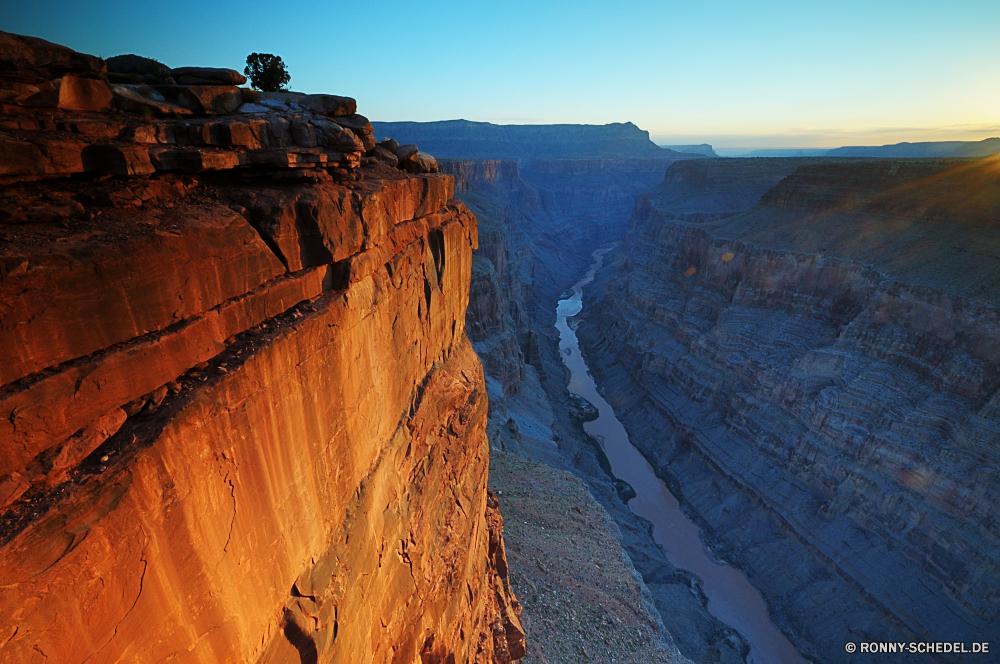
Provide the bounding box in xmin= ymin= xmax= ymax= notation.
xmin=371 ymin=145 xmax=398 ymax=167
xmin=335 ymin=116 xmax=375 ymax=152
xmin=299 ymin=94 xmax=357 ymax=117
xmin=396 ymin=144 xmax=419 ymax=162
xmin=53 ymin=75 xmax=113 ymax=111
xmin=237 ymin=102 xmax=270 ymax=114
xmin=0 ymin=30 xmax=105 ymax=83
xmin=401 ymin=151 xmax=439 ymax=174
xmin=170 ymin=66 xmax=247 ymax=86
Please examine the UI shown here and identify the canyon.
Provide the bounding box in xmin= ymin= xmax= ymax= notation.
xmin=579 ymin=158 xmax=1000 ymax=662
xmin=3 ymin=27 xmax=999 ymax=664
xmin=435 ymin=149 xmax=1000 ymax=663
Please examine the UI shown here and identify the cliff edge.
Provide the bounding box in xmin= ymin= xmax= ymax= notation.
xmin=0 ymin=32 xmax=522 ymax=664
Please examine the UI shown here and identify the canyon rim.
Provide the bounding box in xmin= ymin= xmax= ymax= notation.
xmin=2 ymin=23 xmax=1000 ymax=664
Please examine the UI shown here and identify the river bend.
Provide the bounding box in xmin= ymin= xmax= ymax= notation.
xmin=556 ymin=246 xmax=808 ymax=664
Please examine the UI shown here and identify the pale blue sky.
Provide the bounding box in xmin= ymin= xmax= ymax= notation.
xmin=3 ymin=0 xmax=998 ymax=147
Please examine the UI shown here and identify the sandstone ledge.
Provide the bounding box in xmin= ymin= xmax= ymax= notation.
xmin=0 ymin=35 xmax=521 ymax=658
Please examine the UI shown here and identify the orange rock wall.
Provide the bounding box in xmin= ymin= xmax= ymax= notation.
xmin=0 ymin=171 xmax=522 ymax=662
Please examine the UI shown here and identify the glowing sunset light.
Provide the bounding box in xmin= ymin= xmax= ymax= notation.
xmin=3 ymin=0 xmax=997 ymax=150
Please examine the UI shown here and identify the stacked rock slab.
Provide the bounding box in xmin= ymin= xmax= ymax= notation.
xmin=0 ymin=32 xmax=522 ymax=664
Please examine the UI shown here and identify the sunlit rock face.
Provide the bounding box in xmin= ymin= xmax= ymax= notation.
xmin=0 ymin=31 xmax=522 ymax=664
xmin=579 ymin=156 xmax=1000 ymax=662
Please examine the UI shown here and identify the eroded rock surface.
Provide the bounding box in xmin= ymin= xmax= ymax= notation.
xmin=579 ymin=156 xmax=1000 ymax=662
xmin=0 ymin=32 xmax=520 ymax=664
xmin=446 ymin=158 xmax=755 ymax=663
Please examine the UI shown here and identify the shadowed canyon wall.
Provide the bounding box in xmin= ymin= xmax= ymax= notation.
xmin=441 ymin=157 xmax=755 ymax=664
xmin=0 ymin=32 xmax=523 ymax=664
xmin=443 ymin=152 xmax=1000 ymax=663
xmin=578 ymin=157 xmax=1000 ymax=662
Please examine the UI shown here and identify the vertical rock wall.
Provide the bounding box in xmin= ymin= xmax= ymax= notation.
xmin=441 ymin=157 xmax=754 ymax=663
xmin=578 ymin=157 xmax=1000 ymax=662
xmin=0 ymin=32 xmax=522 ymax=663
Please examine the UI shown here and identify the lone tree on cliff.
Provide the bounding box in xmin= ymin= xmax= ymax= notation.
xmin=244 ymin=53 xmax=290 ymax=92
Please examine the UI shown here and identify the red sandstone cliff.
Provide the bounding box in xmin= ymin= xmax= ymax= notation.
xmin=0 ymin=32 xmax=522 ymax=664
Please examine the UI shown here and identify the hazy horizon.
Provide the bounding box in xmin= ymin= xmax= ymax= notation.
xmin=3 ymin=0 xmax=997 ymax=149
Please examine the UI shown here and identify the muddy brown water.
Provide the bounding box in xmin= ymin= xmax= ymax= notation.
xmin=556 ymin=246 xmax=809 ymax=664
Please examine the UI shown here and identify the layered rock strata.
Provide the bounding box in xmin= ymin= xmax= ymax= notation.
xmin=579 ymin=157 xmax=1000 ymax=662
xmin=444 ymin=159 xmax=753 ymax=663
xmin=0 ymin=31 xmax=445 ymax=185
xmin=0 ymin=34 xmax=522 ymax=664
xmin=643 ymin=157 xmax=820 ymax=222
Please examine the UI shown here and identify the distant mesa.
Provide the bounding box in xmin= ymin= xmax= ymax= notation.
xmin=370 ymin=119 xmax=710 ymax=162
xmin=824 ymin=138 xmax=1000 ymax=158
xmin=716 ymin=138 xmax=1000 ymax=159
xmin=716 ymin=147 xmax=831 ymax=158
xmin=661 ymin=143 xmax=720 ymax=157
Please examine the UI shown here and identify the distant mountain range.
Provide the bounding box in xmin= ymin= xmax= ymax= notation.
xmin=825 ymin=137 xmax=1000 ymax=157
xmin=371 ymin=120 xmax=701 ymax=161
xmin=712 ymin=148 xmax=832 ymax=157
xmin=370 ymin=121 xmax=1000 ymax=162
xmin=683 ymin=138 xmax=1000 ymax=159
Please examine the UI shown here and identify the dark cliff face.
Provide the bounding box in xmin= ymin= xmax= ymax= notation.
xmin=447 ymin=158 xmax=754 ymax=664
xmin=579 ymin=155 xmax=1000 ymax=662
xmin=372 ymin=119 xmax=702 ymax=161
xmin=442 ymin=155 xmax=685 ymax=398
xmin=646 ymin=157 xmax=822 ymax=222
xmin=711 ymin=158 xmax=1000 ymax=300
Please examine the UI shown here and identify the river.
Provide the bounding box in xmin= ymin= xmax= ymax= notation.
xmin=555 ymin=246 xmax=809 ymax=664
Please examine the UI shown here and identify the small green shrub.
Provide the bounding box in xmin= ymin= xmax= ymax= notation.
xmin=240 ymin=88 xmax=260 ymax=103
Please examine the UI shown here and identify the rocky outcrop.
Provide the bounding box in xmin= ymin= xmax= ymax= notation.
xmin=0 ymin=33 xmax=521 ymax=664
xmin=0 ymin=31 xmax=111 ymax=111
xmin=579 ymin=156 xmax=1000 ymax=662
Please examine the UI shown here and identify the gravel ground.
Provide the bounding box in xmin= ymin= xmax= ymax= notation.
xmin=489 ymin=451 xmax=692 ymax=664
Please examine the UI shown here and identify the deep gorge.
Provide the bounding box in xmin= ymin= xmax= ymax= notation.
xmin=437 ymin=149 xmax=1000 ymax=663
xmin=3 ymin=28 xmax=999 ymax=664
